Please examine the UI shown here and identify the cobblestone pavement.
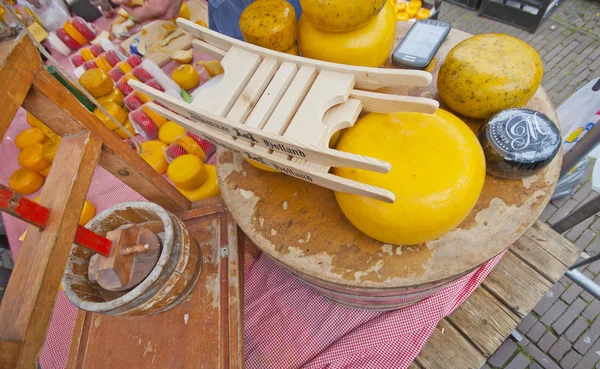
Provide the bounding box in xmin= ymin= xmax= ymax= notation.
xmin=438 ymin=0 xmax=600 ymax=368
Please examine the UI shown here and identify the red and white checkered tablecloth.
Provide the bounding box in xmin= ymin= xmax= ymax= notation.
xmin=1 ymin=109 xmax=506 ymax=369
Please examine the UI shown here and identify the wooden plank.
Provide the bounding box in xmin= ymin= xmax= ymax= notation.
xmin=181 ymin=20 xmax=433 ymax=90
xmin=228 ymin=58 xmax=279 ymax=124
xmin=482 ymin=251 xmax=553 ymax=318
xmin=446 ymin=287 xmax=520 ymax=356
xmin=415 ymin=319 xmax=486 ymax=369
xmin=510 ymin=233 xmax=570 ymax=283
xmin=407 ymin=361 xmax=422 ymax=369
xmin=0 ymin=34 xmax=42 ymax=141
xmin=527 ymin=221 xmax=579 ymax=265
xmin=191 ymin=46 xmax=261 ymax=116
xmin=0 ymin=132 xmax=102 ymax=369
xmin=23 ymin=68 xmax=192 ymax=213
xmin=349 ymin=89 xmax=439 ymax=114
xmin=67 ymin=204 xmax=244 ymax=369
xmin=0 ymin=340 xmax=21 ymax=368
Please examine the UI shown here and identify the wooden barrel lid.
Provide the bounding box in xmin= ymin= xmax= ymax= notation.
xmin=217 ymin=24 xmax=561 ymax=291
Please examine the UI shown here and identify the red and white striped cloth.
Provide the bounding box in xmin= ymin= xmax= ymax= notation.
xmin=1 ymin=109 xmax=505 ymax=369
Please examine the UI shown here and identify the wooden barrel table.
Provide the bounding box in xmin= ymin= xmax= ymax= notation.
xmin=216 ymin=24 xmax=561 ymax=311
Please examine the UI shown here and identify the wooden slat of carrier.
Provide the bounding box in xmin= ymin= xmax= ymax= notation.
xmin=412 ymin=220 xmax=579 ymax=369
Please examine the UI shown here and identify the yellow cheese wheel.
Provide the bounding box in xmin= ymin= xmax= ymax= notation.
xmin=246 ymin=158 xmax=279 ymax=172
xmin=9 ymin=168 xmax=44 ymax=195
xmin=93 ymin=102 xmax=127 ymax=130
xmin=333 ymin=110 xmax=486 ymax=245
xmin=172 ymin=136 xmax=207 ymax=162
xmin=38 ymin=166 xmax=51 ymax=177
xmin=438 ymin=34 xmax=543 ymax=119
xmin=300 ymin=0 xmax=386 ymax=32
xmin=159 ymin=121 xmax=186 ymax=144
xmin=240 ymin=0 xmax=297 ymax=52
xmin=284 ymin=42 xmax=299 ymax=55
xmin=18 ymin=143 xmax=52 ymax=172
xmin=298 ymin=1 xmax=396 ymax=67
xmin=41 ymin=139 xmax=59 ymax=162
xmin=97 ymin=87 xmax=125 ymax=107
xmin=140 ymin=140 xmax=168 ymax=174
xmin=167 ymin=154 xmax=208 ymax=191
xmin=176 ymin=164 xmax=221 ymax=201
xmin=79 ymin=200 xmax=96 ymax=226
xmin=15 ymin=128 xmax=48 ymax=150
xmin=79 ymin=68 xmax=113 ymax=97
xmin=172 ymin=64 xmax=200 ymax=90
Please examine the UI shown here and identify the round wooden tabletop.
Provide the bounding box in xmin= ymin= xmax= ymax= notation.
xmin=216 ymin=23 xmax=561 ymax=292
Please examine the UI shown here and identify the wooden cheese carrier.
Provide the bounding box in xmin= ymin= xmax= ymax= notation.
xmin=0 ymin=18 xmax=580 ymax=369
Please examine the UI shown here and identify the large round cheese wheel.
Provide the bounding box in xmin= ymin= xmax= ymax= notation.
xmin=437 ymin=34 xmax=543 ymax=119
xmin=333 ymin=110 xmax=486 ymax=245
xmin=300 ymin=0 xmax=386 ymax=32
xmin=298 ymin=0 xmax=396 ymax=67
xmin=239 ymin=0 xmax=298 ymax=52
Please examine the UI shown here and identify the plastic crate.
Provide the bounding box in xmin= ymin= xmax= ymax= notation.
xmin=446 ymin=0 xmax=482 ymax=11
xmin=479 ymin=0 xmax=553 ymax=32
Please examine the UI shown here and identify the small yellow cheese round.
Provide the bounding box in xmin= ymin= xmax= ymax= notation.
xmin=140 ymin=140 xmax=168 ymax=174
xmin=240 ymin=0 xmax=298 ymax=52
xmin=80 ymin=48 xmax=95 ymax=62
xmin=41 ymin=139 xmax=59 ymax=163
xmin=142 ymin=106 xmax=168 ymax=128
xmin=9 ymin=168 xmax=44 ymax=195
xmin=93 ymin=102 xmax=127 ymax=130
xmin=38 ymin=166 xmax=51 ymax=177
xmin=395 ymin=2 xmax=406 ymax=12
xmin=116 ymin=61 xmax=133 ymax=74
xmin=167 ymin=154 xmax=208 ymax=191
xmin=79 ymin=69 xmax=113 ymax=97
xmin=114 ymin=120 xmax=137 ymax=139
xmin=172 ymin=136 xmax=207 ymax=162
xmin=18 ymin=143 xmax=52 ymax=172
xmin=334 ymin=110 xmax=486 ymax=245
xmin=298 ymin=1 xmax=396 ymax=67
xmin=79 ymin=200 xmax=96 ymax=226
xmin=172 ymin=64 xmax=200 ymax=90
xmin=95 ymin=55 xmax=113 ymax=73
xmin=396 ymin=11 xmax=409 ymax=21
xmin=97 ymin=87 xmax=125 ymax=107
xmin=15 ymin=128 xmax=48 ymax=150
xmin=416 ymin=7 xmax=430 ymax=19
xmin=406 ymin=4 xmax=418 ymax=18
xmin=159 ymin=121 xmax=186 ymax=144
xmin=176 ymin=164 xmax=221 ymax=201
xmin=300 ymin=0 xmax=386 ymax=32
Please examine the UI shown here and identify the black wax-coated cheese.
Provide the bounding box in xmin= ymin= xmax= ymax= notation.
xmin=478 ymin=108 xmax=561 ymax=179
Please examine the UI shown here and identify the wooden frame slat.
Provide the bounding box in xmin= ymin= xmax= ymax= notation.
xmin=0 ymin=132 xmax=102 ymax=368
xmin=22 ymin=68 xmax=192 ymax=214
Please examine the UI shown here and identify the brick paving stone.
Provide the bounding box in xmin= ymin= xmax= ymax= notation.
xmin=554 ymin=299 xmax=588 ymax=334
xmin=591 ymin=217 xmax=600 ymax=233
xmin=549 ymin=199 xmax=580 ymax=225
xmin=573 ymin=181 xmax=594 ymax=203
xmin=587 ymin=258 xmax=600 ymax=274
xmin=529 ymin=362 xmax=543 ymax=369
xmin=480 ymin=364 xmax=491 ymax=369
xmin=580 ymin=290 xmax=594 ymax=302
xmin=505 ymin=353 xmax=530 ymax=369
xmin=566 ymin=217 xmax=595 ymax=241
xmin=526 ymin=344 xmax=561 ymax=369
xmin=549 ymin=337 xmax=572 ymax=361
xmin=573 ymin=316 xmax=600 ymax=354
xmin=586 ymin=236 xmax=600 ymax=257
xmin=561 ymin=350 xmax=583 ymax=369
xmin=566 ymin=317 xmax=591 ymax=343
xmin=518 ymin=314 xmax=538 ymax=334
xmin=539 ymin=331 xmax=559 ymax=352
xmin=574 ymin=340 xmax=600 ymax=369
xmin=576 ymin=230 xmax=597 ymax=251
xmin=552 ymin=195 xmax=570 ymax=208
xmin=535 ymin=283 xmax=567 ymax=315
xmin=541 ymin=300 xmax=569 ymax=325
xmin=528 ymin=321 xmax=548 ymax=343
xmin=488 ymin=339 xmax=517 ymax=367
xmin=583 ymin=300 xmax=600 ymax=321
xmin=562 ymin=284 xmax=585 ymax=304
xmin=539 ymin=203 xmax=558 ymax=223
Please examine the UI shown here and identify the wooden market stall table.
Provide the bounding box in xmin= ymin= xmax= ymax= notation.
xmin=215 ymin=22 xmax=579 ymax=368
xmin=0 ymin=17 xmax=579 ymax=369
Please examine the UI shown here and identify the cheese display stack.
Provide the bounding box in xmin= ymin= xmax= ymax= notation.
xmin=127 ymin=18 xmax=440 ymax=203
